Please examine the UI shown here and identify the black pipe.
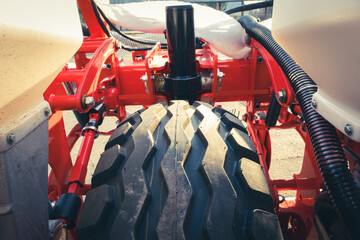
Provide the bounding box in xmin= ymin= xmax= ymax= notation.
xmin=165 ymin=5 xmax=200 ymax=102
xmin=265 ymin=91 xmax=281 ymax=127
xmin=238 ymin=15 xmax=360 ymax=238
xmin=166 ymin=5 xmax=197 ymax=78
xmin=226 ymin=1 xmax=273 ymax=15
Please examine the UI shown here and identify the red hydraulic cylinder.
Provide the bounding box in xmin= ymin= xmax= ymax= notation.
xmin=67 ymin=114 xmax=100 ymax=195
xmin=68 ymin=130 xmax=95 ymax=194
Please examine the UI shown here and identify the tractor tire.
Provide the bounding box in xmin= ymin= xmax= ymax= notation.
xmin=76 ymin=101 xmax=283 ymax=240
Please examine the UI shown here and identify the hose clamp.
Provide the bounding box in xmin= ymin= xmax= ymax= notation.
xmin=81 ymin=119 xmax=99 ymax=138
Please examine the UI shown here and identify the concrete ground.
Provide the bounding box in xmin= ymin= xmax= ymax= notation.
xmin=62 ymin=101 xmax=304 ymax=197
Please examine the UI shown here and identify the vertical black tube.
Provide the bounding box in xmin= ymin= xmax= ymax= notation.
xmin=166 ymin=5 xmax=196 ymax=78
xmin=165 ymin=5 xmax=199 ymax=102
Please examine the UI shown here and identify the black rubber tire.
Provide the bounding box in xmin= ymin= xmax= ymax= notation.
xmin=77 ymin=101 xmax=283 ymax=240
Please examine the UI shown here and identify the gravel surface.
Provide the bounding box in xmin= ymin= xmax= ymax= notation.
xmin=62 ymin=102 xmax=304 ymax=197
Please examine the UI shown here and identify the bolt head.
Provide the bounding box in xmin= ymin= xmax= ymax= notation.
xmin=243 ymin=35 xmax=251 ymax=46
xmin=7 ymin=133 xmax=16 ymax=144
xmin=44 ymin=108 xmax=51 ymax=117
xmin=217 ymin=70 xmax=225 ymax=78
xmin=134 ymin=55 xmax=144 ymax=62
xmin=344 ymin=124 xmax=353 ymax=135
xmin=257 ymin=56 xmax=263 ymax=63
xmin=242 ymin=114 xmax=248 ymax=122
xmin=276 ymin=89 xmax=287 ymax=104
xmin=140 ymin=75 xmax=148 ymax=82
xmin=276 ymin=91 xmax=284 ymax=104
xmin=84 ymin=96 xmax=95 ymax=107
xmin=115 ymin=41 xmax=121 ymax=50
xmin=311 ymin=99 xmax=317 ymax=108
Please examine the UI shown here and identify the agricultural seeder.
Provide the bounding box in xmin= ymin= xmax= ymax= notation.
xmin=1 ymin=0 xmax=360 ymax=239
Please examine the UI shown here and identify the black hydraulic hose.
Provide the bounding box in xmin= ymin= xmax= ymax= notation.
xmin=96 ymin=2 xmax=167 ymax=48
xmin=90 ymin=0 xmax=159 ymax=51
xmin=226 ymin=1 xmax=273 ymax=15
xmin=238 ymin=15 xmax=360 ymax=236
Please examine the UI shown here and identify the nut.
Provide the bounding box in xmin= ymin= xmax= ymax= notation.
xmin=276 ymin=91 xmax=284 ymax=102
xmin=84 ymin=96 xmax=95 ymax=107
xmin=276 ymin=89 xmax=287 ymax=104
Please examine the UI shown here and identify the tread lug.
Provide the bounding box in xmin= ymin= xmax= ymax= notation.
xmin=221 ymin=112 xmax=247 ymax=134
xmin=105 ymin=122 xmax=133 ymax=150
xmin=92 ymin=145 xmax=125 ymax=188
xmin=236 ymin=159 xmax=274 ymax=212
xmin=247 ymin=209 xmax=283 ymax=240
xmin=227 ymin=128 xmax=259 ymax=163
xmin=77 ymin=185 xmax=115 ymax=240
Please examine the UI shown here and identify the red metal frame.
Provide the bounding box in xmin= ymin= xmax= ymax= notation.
xmin=48 ymin=111 xmax=74 ymax=199
xmin=44 ymin=0 xmax=357 ymax=238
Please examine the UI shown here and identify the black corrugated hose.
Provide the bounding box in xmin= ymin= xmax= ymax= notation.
xmin=238 ymin=15 xmax=360 ymax=237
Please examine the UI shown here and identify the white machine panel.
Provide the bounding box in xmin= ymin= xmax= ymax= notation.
xmin=272 ymin=0 xmax=360 ymax=142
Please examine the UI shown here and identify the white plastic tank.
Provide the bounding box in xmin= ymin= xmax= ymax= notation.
xmin=0 ymin=0 xmax=82 ymax=140
xmin=272 ymin=0 xmax=360 ymax=142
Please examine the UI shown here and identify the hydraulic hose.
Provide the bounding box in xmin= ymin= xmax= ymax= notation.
xmin=94 ymin=1 xmax=167 ymax=48
xmin=238 ymin=15 xmax=360 ymax=236
xmin=90 ymin=0 xmax=166 ymax=51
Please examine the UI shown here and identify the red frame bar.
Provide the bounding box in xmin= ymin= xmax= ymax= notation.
xmin=77 ymin=0 xmax=108 ymax=39
xmin=48 ymin=111 xmax=73 ymax=198
xmin=252 ymin=40 xmax=294 ymax=106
